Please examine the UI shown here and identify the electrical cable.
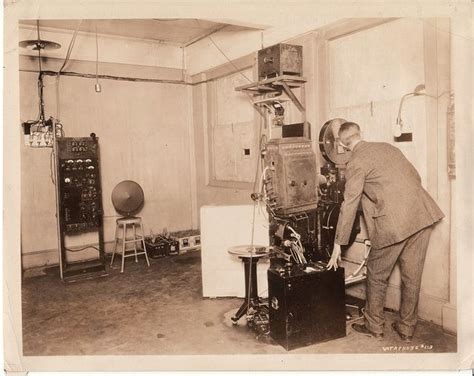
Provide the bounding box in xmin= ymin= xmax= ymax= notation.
xmin=36 ymin=20 xmax=81 ymax=125
xmin=246 ymin=121 xmax=264 ymax=317
xmin=36 ymin=21 xmax=42 ymax=73
xmin=49 ymin=149 xmax=55 ymax=184
xmin=54 ymin=20 xmax=82 ymax=120
xmin=22 ymin=68 xmax=267 ymax=88
xmin=242 ymin=87 xmax=268 ymax=319
xmin=345 ymin=241 xmax=371 ymax=283
xmin=192 ymin=17 xmax=264 ymax=124
xmin=22 ymin=21 xmax=58 ymax=147
xmin=95 ymin=24 xmax=99 ymax=81
xmin=49 ymin=121 xmax=65 ymax=185
xmin=252 ymin=131 xmax=265 ymax=194
xmin=36 ymin=74 xmax=44 ymax=122
xmin=396 ymin=89 xmax=451 ymax=134
xmin=207 ymin=34 xmax=253 ymax=84
xmin=24 ymin=69 xmax=187 ymax=85
xmin=36 ymin=21 xmax=45 ymax=122
xmin=58 ymin=20 xmax=83 ymax=74
xmin=257 ymin=201 xmax=270 ymax=226
xmin=65 ymin=246 xmax=100 ymax=253
xmin=55 ymin=72 xmax=62 ymax=121
xmin=95 ymin=23 xmax=101 ymax=91
xmin=193 ymin=19 xmax=252 ymax=84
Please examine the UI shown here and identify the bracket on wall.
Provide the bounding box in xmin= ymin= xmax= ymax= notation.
xmin=235 ymin=75 xmax=307 ymax=95
xmin=235 ymin=75 xmax=308 ymax=138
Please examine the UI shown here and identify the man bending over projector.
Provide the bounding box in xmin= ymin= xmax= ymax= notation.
xmin=326 ymin=122 xmax=444 ymax=342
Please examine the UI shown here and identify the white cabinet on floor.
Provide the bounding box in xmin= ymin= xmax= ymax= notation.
xmin=200 ymin=204 xmax=270 ymax=298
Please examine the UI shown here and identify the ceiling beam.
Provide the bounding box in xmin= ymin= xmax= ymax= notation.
xmin=201 ymin=18 xmax=269 ymax=30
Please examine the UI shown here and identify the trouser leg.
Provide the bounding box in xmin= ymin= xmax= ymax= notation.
xmin=364 ymin=241 xmax=405 ymax=334
xmin=397 ymin=227 xmax=432 ymax=337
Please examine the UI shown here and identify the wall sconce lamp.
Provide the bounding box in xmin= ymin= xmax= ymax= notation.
xmin=394 ymin=84 xmax=428 ymax=140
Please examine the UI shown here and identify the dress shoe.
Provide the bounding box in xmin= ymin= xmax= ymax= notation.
xmin=391 ymin=322 xmax=413 ymax=342
xmin=351 ymin=323 xmax=384 ymax=339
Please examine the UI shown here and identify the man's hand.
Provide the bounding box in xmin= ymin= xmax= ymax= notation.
xmin=326 ymin=243 xmax=342 ymax=271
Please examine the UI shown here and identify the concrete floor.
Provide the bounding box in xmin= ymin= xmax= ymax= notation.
xmin=22 ymin=251 xmax=456 ymax=355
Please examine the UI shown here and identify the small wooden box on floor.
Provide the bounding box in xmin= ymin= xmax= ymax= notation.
xmin=268 ymin=266 xmax=346 ymax=350
xmin=173 ymin=230 xmax=201 ymax=254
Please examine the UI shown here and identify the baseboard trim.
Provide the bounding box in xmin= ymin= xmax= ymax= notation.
xmin=346 ymin=281 xmax=451 ymax=329
xmin=22 ymin=241 xmax=116 ymax=270
xmin=418 ymin=292 xmax=448 ymax=326
xmin=21 ymin=248 xmax=59 ymax=270
xmin=441 ymin=303 xmax=457 ymax=334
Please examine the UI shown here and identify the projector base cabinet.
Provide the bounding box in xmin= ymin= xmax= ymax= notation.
xmin=268 ymin=266 xmax=346 ymax=350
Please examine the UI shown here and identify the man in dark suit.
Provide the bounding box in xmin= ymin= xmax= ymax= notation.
xmin=326 ymin=122 xmax=444 ymax=341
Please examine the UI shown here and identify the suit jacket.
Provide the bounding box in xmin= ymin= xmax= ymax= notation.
xmin=335 ymin=141 xmax=444 ymax=249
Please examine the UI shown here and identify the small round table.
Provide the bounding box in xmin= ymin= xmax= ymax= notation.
xmin=227 ymin=245 xmax=269 ymax=324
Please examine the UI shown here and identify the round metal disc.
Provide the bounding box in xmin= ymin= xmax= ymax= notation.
xmin=227 ymin=245 xmax=269 ymax=257
xmin=111 ymin=180 xmax=144 ymax=216
xmin=318 ymin=118 xmax=352 ymax=165
xmin=19 ymin=39 xmax=62 ymax=51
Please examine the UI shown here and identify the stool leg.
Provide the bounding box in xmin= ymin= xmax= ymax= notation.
xmin=111 ymin=223 xmax=119 ymax=266
xmin=231 ymin=300 xmax=249 ymax=323
xmin=121 ymin=224 xmax=126 ymax=273
xmin=141 ymin=223 xmax=150 ymax=267
xmin=133 ymin=224 xmax=139 ymax=263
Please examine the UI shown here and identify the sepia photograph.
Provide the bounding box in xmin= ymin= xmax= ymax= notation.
xmin=3 ymin=0 xmax=473 ymax=373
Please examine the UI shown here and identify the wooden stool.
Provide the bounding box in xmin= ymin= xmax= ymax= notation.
xmin=111 ymin=216 xmax=150 ymax=273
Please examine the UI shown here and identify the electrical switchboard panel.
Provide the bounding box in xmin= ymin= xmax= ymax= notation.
xmin=56 ymin=136 xmax=106 ymax=281
xmin=57 ymin=138 xmax=102 ymax=234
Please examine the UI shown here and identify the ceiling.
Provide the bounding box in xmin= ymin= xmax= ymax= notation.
xmin=19 ymin=19 xmax=262 ymax=46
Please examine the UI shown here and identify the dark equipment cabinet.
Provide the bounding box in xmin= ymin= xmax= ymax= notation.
xmin=268 ymin=266 xmax=346 ymax=350
xmin=56 ymin=136 xmax=106 ymax=281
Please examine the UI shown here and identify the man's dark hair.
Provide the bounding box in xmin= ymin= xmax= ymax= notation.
xmin=338 ymin=122 xmax=360 ymax=135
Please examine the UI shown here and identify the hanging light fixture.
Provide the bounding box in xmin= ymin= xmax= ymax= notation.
xmin=95 ymin=23 xmax=102 ymax=93
xmin=19 ymin=20 xmax=63 ymax=147
xmin=19 ymin=20 xmax=62 ymax=51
